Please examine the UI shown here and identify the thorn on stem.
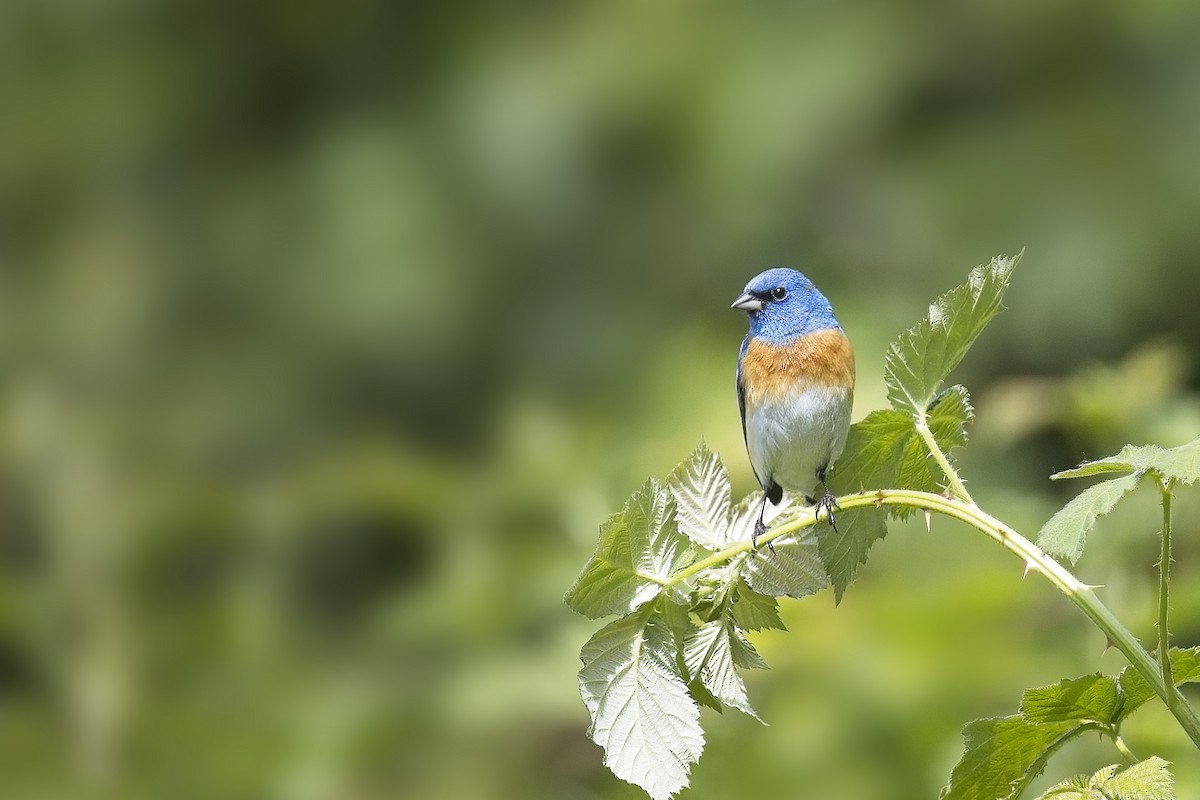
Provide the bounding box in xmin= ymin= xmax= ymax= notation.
xmin=923 ymin=510 xmax=932 ymax=533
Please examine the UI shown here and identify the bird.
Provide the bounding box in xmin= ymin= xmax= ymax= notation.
xmin=732 ymin=268 xmax=855 ymax=547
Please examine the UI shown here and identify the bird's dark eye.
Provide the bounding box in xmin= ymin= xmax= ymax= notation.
xmin=771 ymin=287 xmax=788 ymax=301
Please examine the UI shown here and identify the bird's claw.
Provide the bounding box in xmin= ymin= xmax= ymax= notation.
xmin=815 ymin=490 xmax=841 ymax=532
xmin=751 ymin=520 xmax=776 ymax=554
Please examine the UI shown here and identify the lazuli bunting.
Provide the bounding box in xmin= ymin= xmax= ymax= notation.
xmin=732 ymin=268 xmax=855 ymax=545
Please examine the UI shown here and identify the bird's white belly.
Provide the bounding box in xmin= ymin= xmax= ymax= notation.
xmin=745 ymin=386 xmax=851 ymax=498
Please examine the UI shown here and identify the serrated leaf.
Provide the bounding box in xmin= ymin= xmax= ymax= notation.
xmin=942 ymin=716 xmax=1075 ymax=800
xmin=1118 ymin=646 xmax=1200 ymax=721
xmin=1101 ymin=756 xmax=1174 ymax=800
xmin=728 ymin=625 xmax=768 ymax=671
xmin=730 ymin=583 xmax=785 ymax=631
xmin=1035 ymin=774 xmax=1095 ymax=800
xmin=832 ymin=386 xmax=972 ymax=501
xmin=1019 ymin=674 xmax=1121 ymax=725
xmin=689 ymin=577 xmax=733 ymax=624
xmin=885 ymin=253 xmax=1018 ymax=416
xmin=668 ymin=442 xmax=734 ymax=549
xmin=656 ymin=596 xmax=699 ymax=657
xmin=830 ymin=408 xmax=914 ymax=492
xmin=687 ymin=675 xmax=724 ymax=713
xmin=1036 ymin=473 xmax=1141 ymax=565
xmin=815 ymin=507 xmax=888 ymax=604
xmin=684 ymin=620 xmax=761 ymax=720
xmin=579 ymin=605 xmax=704 ymax=800
xmin=1053 ymin=438 xmax=1200 ymax=486
xmin=566 ymin=479 xmax=693 ymax=618
xmin=925 ymin=385 xmax=975 ymax=473
xmin=1043 ymin=757 xmax=1177 ymax=800
xmin=743 ymin=529 xmax=828 ymax=599
xmin=1140 ymin=438 xmax=1200 ymax=485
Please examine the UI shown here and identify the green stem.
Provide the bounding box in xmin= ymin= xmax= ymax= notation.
xmin=914 ymin=417 xmax=973 ymax=503
xmin=1157 ymin=475 xmax=1174 ymax=690
xmin=1110 ymin=732 xmax=1139 ymax=765
xmin=667 ymin=489 xmax=1200 ymax=751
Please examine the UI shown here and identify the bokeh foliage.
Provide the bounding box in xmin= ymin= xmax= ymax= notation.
xmin=3 ymin=1 xmax=1200 ymax=798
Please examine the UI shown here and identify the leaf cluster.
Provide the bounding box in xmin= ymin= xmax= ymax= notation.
xmin=1038 ymin=440 xmax=1200 ymax=564
xmin=566 ymin=443 xmax=823 ymax=799
xmin=1038 ymin=756 xmax=1173 ymax=800
xmin=944 ymin=651 xmax=1200 ymax=799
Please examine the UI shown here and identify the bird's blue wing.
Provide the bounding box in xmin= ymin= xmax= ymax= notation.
xmin=737 ymin=334 xmax=771 ymax=493
xmin=736 ymin=333 xmax=750 ymax=446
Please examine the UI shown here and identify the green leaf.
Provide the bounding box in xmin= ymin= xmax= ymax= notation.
xmin=1118 ymin=646 xmax=1200 ymax=720
xmin=1034 ymin=774 xmax=1094 ymax=800
xmin=687 ymin=675 xmax=724 ymax=714
xmin=683 ymin=619 xmax=762 ymax=720
xmin=1050 ymin=460 xmax=1140 ymax=481
xmin=885 ymin=253 xmax=1018 ymax=416
xmin=1036 ymin=473 xmax=1141 ymax=565
xmin=1040 ymin=438 xmax=1200 ymax=565
xmin=815 ymin=507 xmax=888 ymax=604
xmin=1019 ymin=675 xmax=1121 ymax=725
xmin=1140 ymin=437 xmax=1200 ymax=485
xmin=727 ymin=624 xmax=768 ymax=671
xmin=579 ymin=604 xmax=704 ymax=800
xmin=830 ymin=409 xmax=914 ymax=491
xmin=668 ymin=442 xmax=734 ymax=549
xmin=1101 ymin=756 xmax=1173 ymax=800
xmin=829 ymin=389 xmax=974 ymax=496
xmin=1053 ymin=438 xmax=1200 ymax=486
xmin=566 ymin=479 xmax=693 ymax=618
xmin=942 ymin=716 xmax=1074 ymax=800
xmin=743 ymin=530 xmax=828 ymax=599
xmin=1039 ymin=757 xmax=1176 ymax=800
xmin=730 ymin=582 xmax=785 ymax=632
xmin=832 ymin=395 xmax=973 ymax=501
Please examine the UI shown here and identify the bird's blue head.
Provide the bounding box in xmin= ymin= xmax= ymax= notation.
xmin=732 ymin=267 xmax=841 ymax=342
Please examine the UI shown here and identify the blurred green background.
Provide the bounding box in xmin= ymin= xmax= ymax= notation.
xmin=4 ymin=1 xmax=1200 ymax=798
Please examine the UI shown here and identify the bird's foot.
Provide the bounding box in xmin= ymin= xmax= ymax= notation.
xmin=815 ymin=490 xmax=841 ymax=532
xmin=751 ymin=519 xmax=776 ymax=554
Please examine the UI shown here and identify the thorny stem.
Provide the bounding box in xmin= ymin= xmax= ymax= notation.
xmin=1150 ymin=473 xmax=1198 ymax=742
xmin=914 ymin=416 xmax=973 ymax=504
xmin=1158 ymin=475 xmax=1174 ymax=691
xmin=665 ymin=489 xmax=1200 ymax=752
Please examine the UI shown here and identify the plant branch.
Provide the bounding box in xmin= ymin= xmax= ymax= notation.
xmin=1110 ymin=732 xmax=1139 ymax=765
xmin=667 ymin=489 xmax=1200 ymax=750
xmin=914 ymin=416 xmax=973 ymax=503
xmin=1157 ymin=474 xmax=1174 ymax=690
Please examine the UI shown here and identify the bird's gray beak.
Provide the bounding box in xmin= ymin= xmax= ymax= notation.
xmin=731 ymin=292 xmax=763 ymax=312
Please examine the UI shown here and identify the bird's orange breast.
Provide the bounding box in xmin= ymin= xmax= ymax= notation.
xmin=741 ymin=329 xmax=856 ymax=406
